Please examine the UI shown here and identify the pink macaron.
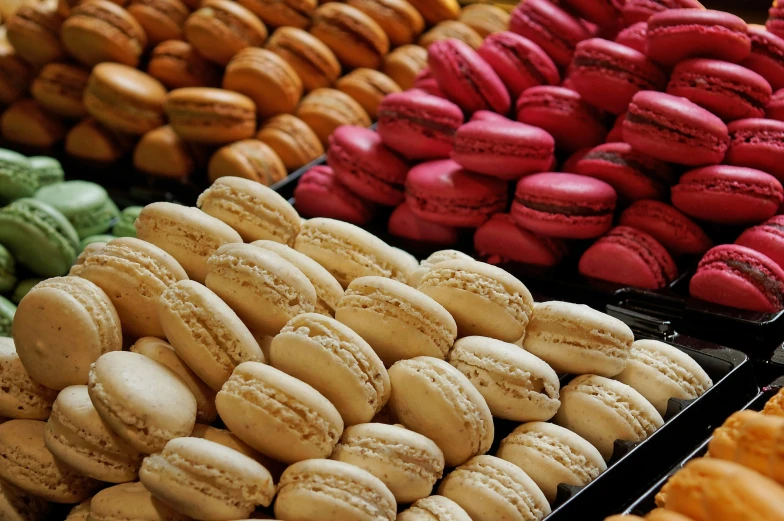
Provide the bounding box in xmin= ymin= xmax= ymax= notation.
xmin=736 ymin=215 xmax=784 ymax=270
xmin=690 ymin=244 xmax=784 ymax=313
xmin=606 ymin=112 xmax=626 ymax=143
xmin=412 ymin=68 xmax=444 ymax=98
xmin=768 ymin=5 xmax=784 ymax=41
xmin=405 ymin=159 xmax=507 ymax=228
xmin=623 ymin=91 xmax=729 ymax=166
xmin=615 ymin=22 xmax=648 ymax=54
xmin=478 ymin=32 xmax=560 ymax=100
xmin=470 ymin=110 xmax=511 ymax=123
xmin=474 ymin=213 xmax=568 ymax=267
xmin=561 ymin=0 xmax=619 ymax=29
xmin=620 ymin=0 xmax=705 ymax=27
xmin=579 ymin=226 xmax=678 ymax=289
xmin=387 ymin=200 xmax=458 ymax=246
xmin=511 ymin=172 xmax=617 ymax=239
xmin=452 ymin=119 xmax=555 ymax=180
xmin=620 ymin=200 xmax=713 ymax=256
xmin=428 ymin=39 xmax=511 ymax=115
xmin=725 ymin=118 xmax=784 ymax=183
xmin=377 ymin=90 xmax=463 ymax=161
xmin=560 ymin=148 xmax=592 ymax=173
xmin=509 ymin=0 xmax=592 ymax=68
xmin=671 ymin=165 xmax=784 ymax=225
xmin=767 ymin=88 xmax=784 ymax=121
xmin=294 ymin=165 xmax=375 ymax=225
xmin=741 ymin=26 xmax=784 ymax=92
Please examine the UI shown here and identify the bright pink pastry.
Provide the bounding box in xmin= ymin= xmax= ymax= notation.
xmin=767 ymin=5 xmax=784 ymax=41
xmin=690 ymin=244 xmax=784 ymax=313
xmin=671 ymin=165 xmax=784 ymax=225
xmin=470 ymin=110 xmax=511 ymax=123
xmin=620 ymin=200 xmax=713 ymax=256
xmin=377 ymin=90 xmax=463 ymax=161
xmin=646 ymin=9 xmax=751 ymax=67
xmin=767 ymin=88 xmax=784 ymax=121
xmin=615 ymin=22 xmax=648 ymax=54
xmin=560 ymin=148 xmax=592 ymax=173
xmin=294 ymin=165 xmax=375 ymax=225
xmin=561 ymin=0 xmax=619 ymax=28
xmin=451 ymin=119 xmax=555 ymax=180
xmin=606 ymin=112 xmax=626 ymax=142
xmin=516 ymin=86 xmax=607 ymax=153
xmin=405 ymin=159 xmax=507 ymax=228
xmin=387 ymin=200 xmax=458 ymax=246
xmin=666 ymin=59 xmax=772 ymax=122
xmin=327 ymin=125 xmax=409 ymax=206
xmin=623 ymin=91 xmax=729 ymax=166
xmin=579 ymin=226 xmax=678 ymax=289
xmin=428 ymin=39 xmax=510 ymax=115
xmin=621 ymin=0 xmax=705 ymax=27
xmin=741 ymin=26 xmax=784 ymax=92
xmin=736 ymin=215 xmax=784 ymax=270
xmin=511 ymin=172 xmax=617 ymax=239
xmin=474 ymin=213 xmax=568 ymax=267
xmin=478 ymin=32 xmax=560 ymax=100
xmin=725 ymin=118 xmax=784 ymax=183
xmin=412 ymin=68 xmax=444 ymax=98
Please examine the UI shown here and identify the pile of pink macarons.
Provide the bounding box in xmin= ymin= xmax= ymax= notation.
xmin=294 ymin=0 xmax=784 ymax=315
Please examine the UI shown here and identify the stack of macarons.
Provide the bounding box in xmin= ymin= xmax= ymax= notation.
xmin=1 ymin=174 xmax=713 ymax=521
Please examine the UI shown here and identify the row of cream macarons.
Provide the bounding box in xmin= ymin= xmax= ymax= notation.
xmin=3 ymin=176 xmax=713 ymax=521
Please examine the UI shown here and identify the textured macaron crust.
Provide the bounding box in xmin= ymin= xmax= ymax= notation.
xmin=554 ymin=375 xmax=664 ymax=460
xmin=726 ymin=118 xmax=784 ymax=182
xmin=667 ymin=59 xmax=772 ymax=122
xmin=615 ymin=22 xmax=648 ymax=54
xmin=147 ymin=40 xmax=222 ymax=90
xmin=671 ymin=165 xmax=784 ymax=225
xmin=623 ymin=91 xmax=729 ymax=166
xmin=332 ymin=423 xmax=445 ymax=503
xmin=579 ymin=226 xmax=679 ymax=290
xmin=388 ymin=357 xmax=494 ymax=467
xmin=736 ymin=215 xmax=784 ymax=270
xmin=34 ymin=180 xmax=119 ymax=239
xmin=497 ymin=422 xmax=607 ymax=503
xmin=335 ymin=276 xmax=457 ymax=367
xmin=377 ymin=90 xmax=464 ymax=160
xmin=478 ymin=32 xmax=559 ymax=99
xmin=448 ymin=336 xmax=560 ymax=422
xmin=296 ymin=88 xmax=372 ymax=148
xmin=266 ymin=27 xmax=342 ymax=92
xmin=405 ymin=159 xmax=507 ymax=228
xmin=690 ymin=244 xmax=784 ymax=312
xmin=13 ymin=277 xmax=121 ymax=390
xmin=256 ymin=113 xmax=324 ymax=171
xmin=571 ymin=38 xmax=668 ymax=115
xmin=419 ymin=20 xmax=483 ymax=51
xmin=452 ymin=120 xmax=555 ymax=180
xmin=0 ymin=338 xmax=56 ymax=420
xmin=309 ymin=3 xmax=389 ymax=70
xmin=619 ymin=201 xmax=713 ymax=256
xmin=474 ymin=213 xmax=568 ymax=267
xmin=408 ymin=250 xmax=473 ymax=288
xmin=621 ymin=0 xmax=704 ymax=26
xmin=742 ymin=26 xmax=784 ymax=91
xmin=769 ymin=88 xmax=784 ymax=122
xmin=428 ymin=39 xmax=510 ymax=114
xmin=165 ymin=87 xmax=257 ymax=144
xmin=140 ymin=437 xmax=275 ymax=519
xmin=184 ymin=0 xmax=268 ymax=66
xmin=511 ymin=172 xmax=616 ymax=239
xmin=207 ymin=139 xmax=287 ymax=187
xmin=294 ymin=165 xmax=375 ymax=225
xmin=88 ymin=482 xmax=189 ymax=521
xmin=347 ymin=0 xmax=424 ymax=47
xmin=398 ymin=496 xmax=472 ymax=521
xmin=646 ymin=9 xmax=751 ymax=67
xmin=615 ymin=339 xmax=712 ymax=415
xmin=31 ymin=63 xmax=89 ymax=119
xmin=216 ymin=362 xmax=344 ymax=463
xmin=509 ymin=0 xmax=591 ymax=68
xmin=328 ymin=126 xmax=408 ymax=206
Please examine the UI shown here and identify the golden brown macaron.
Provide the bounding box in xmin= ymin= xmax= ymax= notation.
xmin=184 ymin=0 xmax=268 ymax=66
xmin=458 ymin=3 xmax=510 ymax=38
xmin=309 ymin=3 xmax=389 ymax=70
xmin=335 ymin=68 xmax=401 ymax=120
xmin=60 ymin=0 xmax=147 ymax=67
xmin=406 ymin=0 xmax=459 ymax=25
xmin=134 ymin=125 xmax=195 ymax=178
xmin=147 ymin=40 xmax=222 ymax=90
xmin=1 ymin=99 xmax=66 ymax=148
xmin=165 ymin=87 xmax=257 ymax=144
xmin=127 ymin=0 xmax=189 ymax=45
xmin=0 ymin=44 xmax=32 ymax=106
xmin=207 ymin=139 xmax=287 ymax=186
xmin=764 ymin=388 xmax=784 ymax=417
xmin=65 ymin=117 xmax=133 ymax=163
xmin=382 ymin=44 xmax=427 ymax=90
xmin=256 ymin=114 xmax=323 ymax=172
xmin=31 ymin=63 xmax=89 ymax=119
xmin=223 ymin=48 xmax=303 ymax=119
xmin=734 ymin=413 xmax=784 ymax=485
xmin=235 ymin=0 xmax=316 ymax=29
xmin=84 ymin=63 xmax=167 ymax=135
xmin=265 ymin=26 xmax=340 ymax=92
xmin=346 ymin=0 xmax=423 ymax=47
xmin=419 ymin=20 xmax=483 ymax=50
xmin=708 ymin=410 xmax=760 ymax=462
xmin=6 ymin=5 xmax=66 ymax=66
xmin=295 ymin=88 xmax=371 ymax=147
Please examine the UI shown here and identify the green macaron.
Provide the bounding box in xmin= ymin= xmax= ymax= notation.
xmin=112 ymin=206 xmax=142 ymax=238
xmin=11 ymin=278 xmax=43 ymax=304
xmin=29 ymin=156 xmax=65 ymax=188
xmin=79 ymin=234 xmax=117 ymax=251
xmin=34 ymin=180 xmax=120 ymax=239
xmin=0 ymin=198 xmax=80 ymax=277
xmin=0 ymin=149 xmax=37 ymax=203
xmin=0 ymin=244 xmax=16 ymax=293
xmin=0 ymin=295 xmax=15 ymax=337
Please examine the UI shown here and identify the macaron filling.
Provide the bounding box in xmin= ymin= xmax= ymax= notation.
xmin=486 ymin=37 xmax=555 ymax=86
xmin=514 ymin=195 xmax=613 ymax=217
xmin=453 ymin=135 xmax=552 ymax=160
xmin=668 ymin=70 xmax=769 ymax=111
xmin=377 ymin=106 xmax=461 ymax=137
xmin=572 ymin=54 xmax=661 ymax=89
xmin=625 ymin=109 xmax=727 ymax=152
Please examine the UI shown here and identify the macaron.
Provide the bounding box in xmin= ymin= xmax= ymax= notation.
xmin=0 ymin=479 xmax=52 ymax=521
xmin=165 ymin=87 xmax=257 ymax=144
xmin=87 ymin=482 xmax=190 ymax=521
xmin=725 ymin=118 xmax=784 ymax=182
xmin=34 ymin=181 xmax=120 ymax=239
xmin=497 ymin=422 xmax=607 ymax=503
xmin=388 ymin=200 xmax=459 ymax=247
xmin=769 ymin=88 xmax=784 ymax=121
xmin=621 ymin=0 xmax=704 ymax=26
xmin=398 ymin=496 xmax=472 ymax=521
xmin=554 ymin=375 xmax=664 ymax=460
xmin=0 ymin=49 xmax=30 ymax=108
xmin=65 ymin=117 xmax=132 ymax=164
xmin=184 ymin=0 xmax=268 ymax=66
xmin=477 ymin=31 xmax=559 ymax=100
xmin=158 ymin=279 xmax=264 ymax=391
xmin=460 ymin=3 xmax=510 ymax=38
xmin=736 ymin=215 xmax=784 ymax=270
xmin=293 ymin=165 xmax=375 ymax=225
xmin=0 ymin=150 xmax=35 ymax=203
xmin=256 ymin=114 xmax=324 ymax=172
xmin=0 ymin=337 xmax=57 ymax=420
xmin=474 ymin=213 xmax=568 ymax=267
xmin=235 ymin=0 xmax=315 ymax=28
xmin=615 ymin=21 xmax=648 ymax=54
xmin=335 ymin=68 xmax=402 ymax=120
xmin=0 ymin=245 xmax=15 ymax=294
xmin=347 ymin=0 xmax=423 ymax=47
xmin=28 ymin=156 xmax=63 ymax=189
xmin=296 ymin=88 xmax=372 ymax=148
xmin=0 ymin=296 xmax=15 ymax=338
xmin=112 ymin=206 xmax=142 ymax=238
xmin=562 ymin=0 xmax=619 ymax=27
xmin=690 ymin=244 xmax=784 ymax=312
xmin=387 ymin=356 xmax=494 ymax=467
xmin=509 ymin=0 xmax=591 ymax=67
xmin=623 ymin=91 xmax=729 ymax=166
xmin=133 ymin=125 xmax=195 ymax=179
xmin=742 ymin=26 xmax=784 ymax=91
xmin=127 ymin=0 xmax=188 ymax=45
xmin=419 ymin=21 xmax=483 ymax=51
xmin=1 ymin=99 xmax=66 ymax=148
xmin=309 ymin=3 xmax=389 ymax=70
xmin=31 ymin=63 xmax=89 ymax=119
xmin=383 ymin=44 xmax=428 ymax=90
xmin=619 ymin=200 xmax=713 ymax=256
xmin=216 ymin=362 xmax=344 ymax=463
xmin=5 ymin=5 xmax=65 ymax=66
xmin=406 ymin=0 xmax=459 ymax=25
xmin=207 ymin=140 xmax=287 ymax=186
xmin=190 ymin=424 xmax=277 ymax=468
xmin=147 ymin=40 xmax=222 ymax=90
xmin=265 ymin=26 xmax=341 ymax=92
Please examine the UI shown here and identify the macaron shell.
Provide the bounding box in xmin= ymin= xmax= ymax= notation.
xmin=477 ymin=31 xmax=559 ymax=99
xmin=0 ymin=337 xmax=57 ymax=420
xmin=265 ymin=27 xmax=342 ymax=92
xmin=619 ymin=200 xmax=713 ymax=256
xmin=509 ymin=0 xmax=591 ymax=67
xmin=474 ymin=213 xmax=567 ymax=267
xmin=387 ymin=201 xmax=459 ymax=246
xmin=397 ymin=494 xmax=472 ymax=521
xmin=293 ymin=165 xmax=375 ymax=225
xmin=742 ymin=26 xmax=784 ymax=91
xmin=736 ymin=215 xmax=784 ymax=270
xmin=87 ymin=482 xmax=190 ymax=521
xmin=725 ymin=118 xmax=784 ymax=183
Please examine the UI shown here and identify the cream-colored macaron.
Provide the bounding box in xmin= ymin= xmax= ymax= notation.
xmin=190 ymin=424 xmax=286 ymax=479
xmin=275 ymin=459 xmax=397 ymax=521
xmin=136 ymin=201 xmax=243 ymax=282
xmin=331 ymin=422 xmax=445 ymax=503
xmin=130 ymin=337 xmax=218 ymax=423
xmin=615 ymin=339 xmax=712 ymax=415
xmin=496 ymin=421 xmax=607 ymax=503
xmin=252 ymin=239 xmax=343 ymax=315
xmin=418 ymin=259 xmax=534 ymax=342
xmin=387 ymin=356 xmax=494 ymax=467
xmin=140 ymin=437 xmax=276 ymax=519
xmin=70 ymin=237 xmax=188 ymax=338
xmin=66 ymin=499 xmax=91 ymax=521
xmin=0 ymin=337 xmax=57 ymax=420
xmin=88 ymin=351 xmax=198 ymax=454
xmin=408 ymin=250 xmax=472 ymax=287
xmin=0 ymin=478 xmax=52 ymax=521
xmin=158 ymin=279 xmax=265 ymax=391
xmin=438 ymin=455 xmax=551 ymax=521
xmin=554 ymin=374 xmax=664 ymax=460
xmin=197 ymin=176 xmax=301 ymax=245
xmin=216 ymin=361 xmax=344 ymax=463
xmin=44 ymin=385 xmax=143 ymax=483
xmin=523 ymin=301 xmax=634 ymax=377
xmin=448 ymin=336 xmax=560 ymax=422
xmin=397 ymin=495 xmax=473 ymax=521
xmin=335 ymin=276 xmax=457 ymax=366
xmin=206 ymin=243 xmax=317 ymax=336
xmin=270 ymin=313 xmax=390 ymax=425
xmin=294 ymin=217 xmax=409 ymax=287
xmin=391 ymin=247 xmax=418 ymax=281
xmin=87 ymin=482 xmax=190 ymax=521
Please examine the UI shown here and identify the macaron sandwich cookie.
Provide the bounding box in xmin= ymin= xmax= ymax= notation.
xmin=0 ymin=150 xmax=37 ymax=203
xmin=619 ymin=200 xmax=713 ymax=256
xmin=736 ymin=215 xmax=784 ymax=270
xmin=309 ymin=3 xmax=389 ymax=70
xmin=509 ymin=0 xmax=590 ymax=68
xmin=398 ymin=496 xmax=472 ymax=521
xmin=726 ymin=118 xmax=784 ymax=182
xmin=165 ymin=87 xmax=257 ymax=144
xmin=0 ymin=337 xmax=57 ymax=420
xmin=34 ymin=181 xmax=120 ymax=239
xmin=0 ymin=244 xmax=15 ymax=294
xmin=294 ymin=165 xmax=375 ymax=225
